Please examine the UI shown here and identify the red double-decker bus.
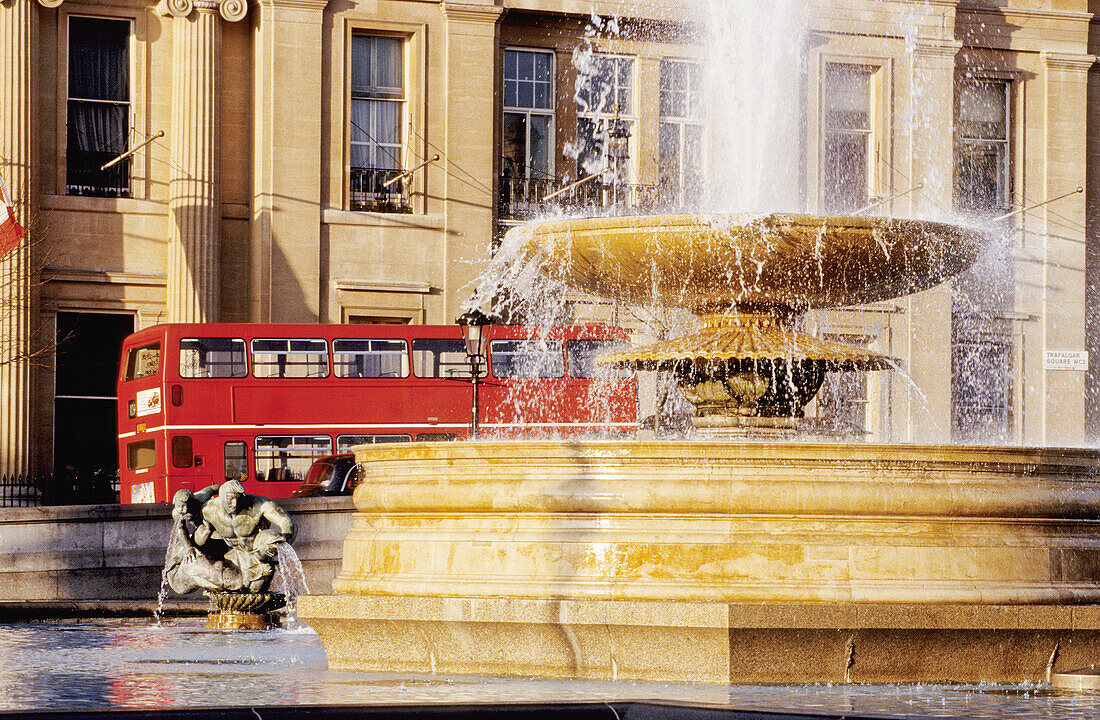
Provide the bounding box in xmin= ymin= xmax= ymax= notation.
xmin=116 ymin=323 xmax=637 ymax=504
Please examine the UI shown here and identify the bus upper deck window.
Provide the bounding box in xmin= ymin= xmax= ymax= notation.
xmin=411 ymin=339 xmax=484 ymax=378
xmin=490 ymin=339 xmax=565 ymax=378
xmin=123 ymin=343 xmax=161 ymax=381
xmin=180 ymin=337 xmax=247 ymax=378
xmin=251 ymin=339 xmax=329 ymax=378
xmin=333 ymin=339 xmax=409 ymax=378
xmin=566 ymin=339 xmax=632 ymax=379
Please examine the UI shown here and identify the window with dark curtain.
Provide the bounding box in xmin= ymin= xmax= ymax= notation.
xmin=67 ymin=17 xmax=131 ymax=197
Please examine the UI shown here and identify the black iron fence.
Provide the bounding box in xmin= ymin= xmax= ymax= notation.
xmin=0 ymin=471 xmax=120 ymax=508
xmin=498 ymin=175 xmax=662 ymax=220
xmin=350 ymin=167 xmax=412 ymax=213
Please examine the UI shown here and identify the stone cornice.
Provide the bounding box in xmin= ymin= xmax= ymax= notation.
xmin=441 ymin=2 xmax=504 ymax=23
xmin=1040 ymin=51 xmax=1096 ymax=72
xmin=253 ymin=0 xmax=330 ymax=10
xmin=156 ymin=0 xmax=248 ymax=22
xmin=958 ymin=1 xmax=1092 ymax=24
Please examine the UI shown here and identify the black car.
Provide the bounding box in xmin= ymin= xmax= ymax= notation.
xmin=291 ymin=454 xmax=360 ymax=497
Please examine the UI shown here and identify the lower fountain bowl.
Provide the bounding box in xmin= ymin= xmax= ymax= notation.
xmin=299 ymin=440 xmax=1100 ymax=683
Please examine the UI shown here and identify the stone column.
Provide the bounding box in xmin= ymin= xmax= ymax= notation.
xmin=1037 ymin=52 xmax=1092 ymax=445
xmin=249 ymin=0 xmax=328 ymax=323
xmin=441 ymin=1 xmax=502 ymax=319
xmin=160 ymin=0 xmax=247 ymax=323
xmin=900 ymin=37 xmax=960 ymax=443
xmin=0 ymin=0 xmax=48 ymax=474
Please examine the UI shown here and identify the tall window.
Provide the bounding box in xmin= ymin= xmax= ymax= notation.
xmin=822 ymin=63 xmax=874 ymax=213
xmin=503 ymin=49 xmax=554 ymax=182
xmin=954 ymin=80 xmax=1010 ymax=213
xmin=575 ymin=54 xmax=634 ymax=178
xmin=67 ymin=17 xmax=131 ymax=197
xmin=350 ymin=35 xmax=407 ymax=212
xmin=658 ymin=59 xmax=704 ymax=210
xmin=951 ymin=310 xmax=1013 ymax=444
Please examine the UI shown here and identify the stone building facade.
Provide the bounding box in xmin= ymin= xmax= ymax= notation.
xmin=0 ymin=0 xmax=1098 ymax=488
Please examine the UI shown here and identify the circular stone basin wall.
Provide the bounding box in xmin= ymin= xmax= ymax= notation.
xmin=300 ymin=441 xmax=1100 ymax=684
xmin=331 ymin=440 xmax=1100 ymax=604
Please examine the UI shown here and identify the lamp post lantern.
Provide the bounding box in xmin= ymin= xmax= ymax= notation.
xmin=456 ymin=308 xmax=494 ymax=438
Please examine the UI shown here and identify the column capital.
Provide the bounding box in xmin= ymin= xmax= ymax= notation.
xmin=1040 ymin=51 xmax=1096 ymax=72
xmin=440 ymin=2 xmax=503 ymax=24
xmin=157 ymin=0 xmax=247 ymax=22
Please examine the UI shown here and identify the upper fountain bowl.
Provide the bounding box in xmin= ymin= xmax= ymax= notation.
xmin=508 ymin=214 xmax=983 ymax=313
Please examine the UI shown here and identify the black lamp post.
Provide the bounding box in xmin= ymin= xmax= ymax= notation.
xmin=456 ymin=308 xmax=494 ymax=438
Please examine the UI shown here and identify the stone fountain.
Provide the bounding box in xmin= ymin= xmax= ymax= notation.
xmin=299 ymin=213 xmax=1100 ymax=684
xmin=516 ymin=213 xmax=979 ymax=435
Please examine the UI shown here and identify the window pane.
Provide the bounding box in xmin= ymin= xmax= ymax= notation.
xmin=534 ymin=52 xmax=552 ymax=83
xmin=333 ymin=339 xmax=409 ymax=378
xmin=127 ymin=439 xmax=156 ymax=471
xmin=566 ymin=339 xmax=631 ymax=379
xmin=490 ymin=339 xmax=564 ymax=378
xmin=955 ymin=141 xmax=1007 ymax=212
xmin=504 ymin=79 xmax=518 ymax=108
xmin=69 ymin=17 xmax=129 ymax=102
xmin=124 ymin=343 xmax=161 ymax=382
xmin=254 ymin=435 xmax=332 ymax=484
xmin=504 ymin=50 xmax=518 ymax=81
xmin=958 ymin=82 xmax=1007 ymax=140
xmin=529 ymin=115 xmax=552 ymax=177
xmin=251 ymin=338 xmax=329 ymax=378
xmin=179 ymin=337 xmax=247 ymax=378
xmin=533 ymin=80 xmax=550 ymax=109
xmin=825 ymin=64 xmax=871 ymax=131
xmin=224 ymin=441 xmax=247 ymax=483
xmin=374 ymin=36 xmax=403 ymax=91
xmin=824 ymin=132 xmax=868 ymax=213
xmin=336 ymin=434 xmax=412 ymax=453
xmin=411 ymin=338 xmax=482 ymax=378
xmin=503 ymin=113 xmax=528 ymax=177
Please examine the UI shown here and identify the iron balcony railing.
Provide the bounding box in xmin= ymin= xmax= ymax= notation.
xmin=498 ymin=175 xmax=664 ymax=220
xmin=350 ymin=167 xmax=412 ymax=214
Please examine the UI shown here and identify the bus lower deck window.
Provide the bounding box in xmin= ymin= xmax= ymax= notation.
xmin=254 ymin=435 xmax=333 ymax=483
xmin=224 ymin=441 xmax=247 ymax=482
xmin=127 ymin=439 xmax=156 ymax=470
xmin=336 ymin=434 xmax=412 ymax=453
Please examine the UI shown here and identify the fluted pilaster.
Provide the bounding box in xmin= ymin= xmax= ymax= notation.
xmin=163 ymin=0 xmax=246 ymax=323
xmin=0 ymin=0 xmax=39 ymax=474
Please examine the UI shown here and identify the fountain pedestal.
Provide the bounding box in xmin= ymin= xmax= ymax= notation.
xmin=298 ymin=440 xmax=1100 ymax=683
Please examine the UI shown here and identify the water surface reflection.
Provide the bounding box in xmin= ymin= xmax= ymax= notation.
xmin=1 ymin=621 xmax=1098 ymax=719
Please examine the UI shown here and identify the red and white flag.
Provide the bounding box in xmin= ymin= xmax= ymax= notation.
xmin=0 ymin=171 xmax=26 ymax=258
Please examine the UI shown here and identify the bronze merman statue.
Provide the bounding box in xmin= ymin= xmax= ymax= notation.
xmin=165 ymin=480 xmax=297 ymax=627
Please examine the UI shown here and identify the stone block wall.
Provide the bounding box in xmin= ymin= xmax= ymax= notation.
xmin=0 ymin=497 xmax=354 ymax=602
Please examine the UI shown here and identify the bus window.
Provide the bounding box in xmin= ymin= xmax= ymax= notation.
xmin=336 ymin=434 xmax=412 ymax=453
xmin=333 ymin=339 xmax=409 ymax=378
xmin=224 ymin=441 xmax=247 ymax=483
xmin=123 ymin=343 xmax=160 ymax=381
xmin=180 ymin=337 xmax=247 ymax=378
xmin=254 ymin=435 xmax=332 ymax=483
xmin=417 ymin=433 xmax=458 ymax=442
xmin=251 ymin=339 xmax=329 ymax=378
xmin=490 ymin=339 xmax=565 ymax=378
xmin=127 ymin=438 xmax=156 ymax=470
xmin=411 ymin=339 xmax=483 ymax=378
xmin=566 ymin=339 xmax=632 ymax=379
